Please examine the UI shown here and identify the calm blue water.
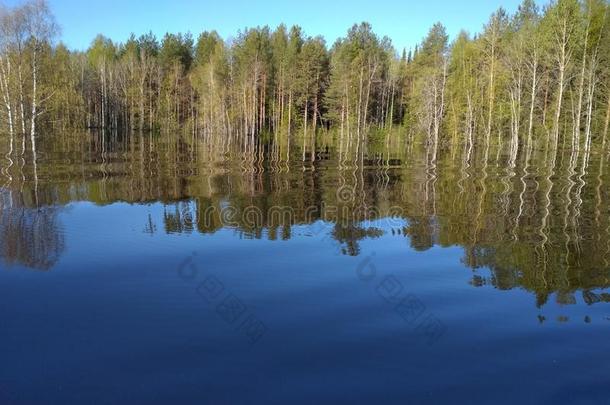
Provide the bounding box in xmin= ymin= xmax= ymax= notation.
xmin=1 ymin=134 xmax=609 ymax=403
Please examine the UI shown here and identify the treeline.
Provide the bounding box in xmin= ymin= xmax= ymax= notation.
xmin=1 ymin=0 xmax=610 ymax=159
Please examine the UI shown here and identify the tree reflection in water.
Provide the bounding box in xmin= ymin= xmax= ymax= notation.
xmin=0 ymin=189 xmax=65 ymax=271
xmin=0 ymin=130 xmax=608 ymax=307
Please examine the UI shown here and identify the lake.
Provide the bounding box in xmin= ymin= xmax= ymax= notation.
xmin=1 ymin=131 xmax=609 ymax=403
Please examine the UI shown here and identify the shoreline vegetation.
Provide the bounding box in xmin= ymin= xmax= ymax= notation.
xmin=0 ymin=0 xmax=608 ymax=162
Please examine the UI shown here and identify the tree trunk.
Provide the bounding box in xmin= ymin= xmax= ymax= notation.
xmin=0 ymin=56 xmax=15 ymax=137
xmin=312 ymin=80 xmax=318 ymax=163
xmin=603 ymin=92 xmax=610 ymax=149
xmin=357 ymin=65 xmax=364 ymax=140
xmin=553 ymin=60 xmax=566 ymax=162
xmin=527 ymin=53 xmax=538 ymax=144
xmin=487 ymin=43 xmax=495 ymax=142
xmin=30 ymin=46 xmax=39 ymax=206
xmin=30 ymin=48 xmax=38 ymax=138
xmin=574 ymin=8 xmax=591 ymax=150
xmin=302 ymin=99 xmax=308 ymax=162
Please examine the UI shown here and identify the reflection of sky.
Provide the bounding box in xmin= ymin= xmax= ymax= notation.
xmin=2 ymin=199 xmax=606 ymax=320
xmin=1 ymin=199 xmax=609 ymax=402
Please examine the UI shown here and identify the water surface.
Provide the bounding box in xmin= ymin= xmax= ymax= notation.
xmin=1 ymin=132 xmax=609 ymax=403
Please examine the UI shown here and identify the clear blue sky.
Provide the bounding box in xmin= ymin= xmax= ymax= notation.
xmin=9 ymin=0 xmax=540 ymax=52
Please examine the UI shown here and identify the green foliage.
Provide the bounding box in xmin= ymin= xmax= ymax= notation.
xmin=1 ymin=0 xmax=610 ymax=164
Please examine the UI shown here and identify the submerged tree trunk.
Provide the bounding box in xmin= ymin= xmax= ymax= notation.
xmin=302 ymin=99 xmax=308 ymax=162
xmin=602 ymin=94 xmax=610 ymax=146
